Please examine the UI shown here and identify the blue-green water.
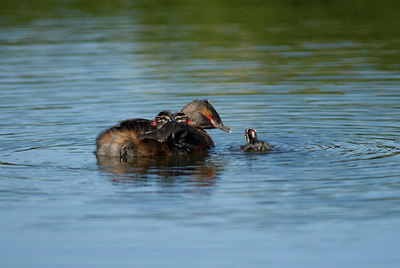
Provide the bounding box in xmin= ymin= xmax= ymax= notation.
xmin=1 ymin=1 xmax=400 ymax=267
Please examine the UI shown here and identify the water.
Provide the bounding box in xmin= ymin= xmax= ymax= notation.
xmin=1 ymin=1 xmax=400 ymax=267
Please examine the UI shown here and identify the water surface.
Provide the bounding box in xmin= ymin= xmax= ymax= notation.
xmin=1 ymin=1 xmax=400 ymax=267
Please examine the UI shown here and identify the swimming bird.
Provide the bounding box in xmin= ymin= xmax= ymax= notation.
xmin=240 ymin=128 xmax=273 ymax=152
xmin=96 ymin=100 xmax=230 ymax=158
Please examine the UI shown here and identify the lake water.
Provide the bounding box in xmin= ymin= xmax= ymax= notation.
xmin=1 ymin=1 xmax=400 ymax=267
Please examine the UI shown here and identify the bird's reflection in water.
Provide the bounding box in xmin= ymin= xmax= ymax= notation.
xmin=97 ymin=153 xmax=220 ymax=187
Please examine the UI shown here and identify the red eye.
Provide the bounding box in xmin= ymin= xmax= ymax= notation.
xmin=207 ymin=115 xmax=212 ymax=120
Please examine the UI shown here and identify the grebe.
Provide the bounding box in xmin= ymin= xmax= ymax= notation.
xmin=240 ymin=128 xmax=273 ymax=152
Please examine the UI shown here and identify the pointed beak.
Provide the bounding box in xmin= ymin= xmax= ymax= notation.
xmin=216 ymin=123 xmax=231 ymax=133
xmin=209 ymin=117 xmax=231 ymax=133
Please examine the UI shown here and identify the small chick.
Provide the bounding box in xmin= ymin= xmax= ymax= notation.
xmin=240 ymin=128 xmax=273 ymax=152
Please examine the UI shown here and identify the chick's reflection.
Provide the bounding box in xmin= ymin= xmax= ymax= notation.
xmin=96 ymin=153 xmax=219 ymax=186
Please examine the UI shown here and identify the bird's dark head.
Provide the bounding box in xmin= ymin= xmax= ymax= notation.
xmin=181 ymin=99 xmax=231 ymax=133
xmin=245 ymin=128 xmax=259 ymax=144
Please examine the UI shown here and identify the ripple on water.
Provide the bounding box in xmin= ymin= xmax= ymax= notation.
xmin=1 ymin=5 xmax=400 ymax=266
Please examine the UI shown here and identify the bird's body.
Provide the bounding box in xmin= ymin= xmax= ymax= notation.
xmin=96 ymin=110 xmax=174 ymax=158
xmin=96 ymin=100 xmax=230 ymax=158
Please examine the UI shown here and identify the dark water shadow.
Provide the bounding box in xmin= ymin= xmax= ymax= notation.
xmin=96 ymin=152 xmax=221 ymax=187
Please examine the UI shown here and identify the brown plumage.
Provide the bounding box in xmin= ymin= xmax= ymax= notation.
xmin=96 ymin=100 xmax=230 ymax=158
xmin=96 ymin=110 xmax=174 ymax=158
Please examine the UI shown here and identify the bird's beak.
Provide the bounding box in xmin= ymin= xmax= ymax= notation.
xmin=216 ymin=123 xmax=231 ymax=133
xmin=209 ymin=117 xmax=231 ymax=133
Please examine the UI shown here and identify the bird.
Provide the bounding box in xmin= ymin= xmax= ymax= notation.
xmin=96 ymin=110 xmax=174 ymax=158
xmin=96 ymin=100 xmax=230 ymax=158
xmin=137 ymin=99 xmax=231 ymax=155
xmin=240 ymin=128 xmax=273 ymax=152
xmin=173 ymin=112 xmax=192 ymax=124
xmin=181 ymin=99 xmax=231 ymax=133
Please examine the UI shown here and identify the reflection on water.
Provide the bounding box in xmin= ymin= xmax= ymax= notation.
xmin=97 ymin=153 xmax=220 ymax=186
xmin=1 ymin=0 xmax=400 ymax=267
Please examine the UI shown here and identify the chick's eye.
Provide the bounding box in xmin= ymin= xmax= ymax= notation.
xmin=207 ymin=115 xmax=212 ymax=120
